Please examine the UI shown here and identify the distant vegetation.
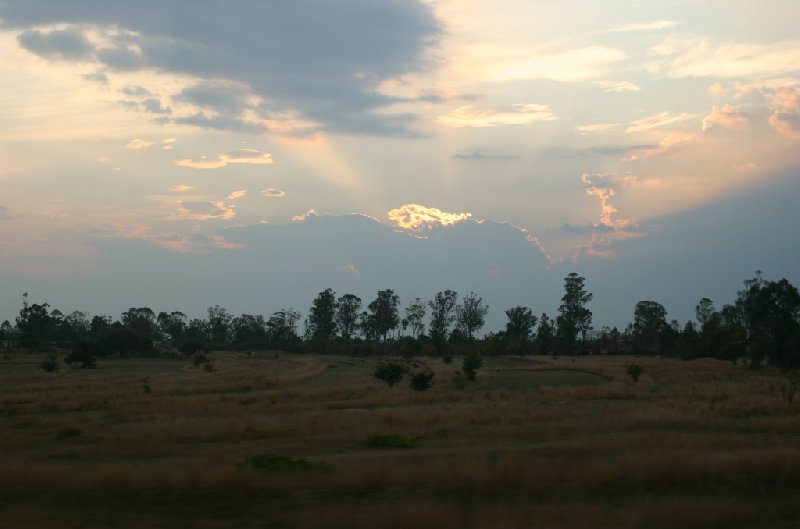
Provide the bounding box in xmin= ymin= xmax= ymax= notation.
xmin=2 ymin=271 xmax=798 ymax=370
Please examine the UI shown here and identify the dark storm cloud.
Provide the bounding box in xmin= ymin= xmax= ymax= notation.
xmin=17 ymin=27 xmax=93 ymax=60
xmin=0 ymin=0 xmax=441 ymax=136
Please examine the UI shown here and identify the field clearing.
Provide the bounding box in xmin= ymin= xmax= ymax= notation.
xmin=1 ymin=352 xmax=799 ymax=528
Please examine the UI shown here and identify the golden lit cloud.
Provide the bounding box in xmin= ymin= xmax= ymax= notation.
xmin=766 ymin=86 xmax=800 ymax=139
xmin=168 ymin=185 xmax=193 ymax=192
xmin=624 ymin=131 xmax=696 ymax=161
xmin=702 ymin=105 xmax=747 ymax=131
xmin=438 ymin=104 xmax=556 ymax=128
xmin=709 ymin=82 xmax=723 ymax=96
xmin=175 ymin=148 xmax=273 ymax=169
xmin=387 ymin=204 xmax=472 ymax=231
xmin=227 ymin=190 xmax=247 ymax=200
xmin=126 ymin=138 xmax=155 ymax=150
xmin=626 ymin=112 xmax=696 ymax=133
xmin=292 ymin=209 xmax=318 ymax=222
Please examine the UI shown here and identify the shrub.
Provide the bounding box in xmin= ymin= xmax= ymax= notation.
xmin=193 ymin=352 xmax=210 ymax=366
xmin=410 ymin=370 xmax=435 ymax=391
xmin=626 ymin=363 xmax=644 ymax=383
xmin=374 ymin=362 xmax=407 ymax=388
xmin=462 ymin=351 xmax=482 ymax=381
xmin=39 ymin=354 xmax=59 ymax=373
xmin=361 ymin=433 xmax=418 ymax=449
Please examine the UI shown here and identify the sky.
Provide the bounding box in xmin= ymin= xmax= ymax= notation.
xmin=1 ymin=0 xmax=799 ymax=332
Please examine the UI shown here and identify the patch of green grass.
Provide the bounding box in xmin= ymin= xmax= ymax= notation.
xmin=361 ymin=433 xmax=419 ymax=449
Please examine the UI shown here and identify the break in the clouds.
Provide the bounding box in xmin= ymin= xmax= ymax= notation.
xmin=0 ymin=0 xmax=440 ymax=135
xmin=176 ymin=148 xmax=273 ymax=170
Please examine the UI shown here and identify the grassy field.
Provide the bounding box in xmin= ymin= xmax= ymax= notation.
xmin=1 ymin=352 xmax=799 ymax=528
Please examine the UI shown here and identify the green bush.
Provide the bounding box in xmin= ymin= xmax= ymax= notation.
xmin=361 ymin=433 xmax=418 ymax=449
xmin=39 ymin=354 xmax=59 ymax=373
xmin=374 ymin=362 xmax=407 ymax=388
xmin=410 ymin=370 xmax=434 ymax=391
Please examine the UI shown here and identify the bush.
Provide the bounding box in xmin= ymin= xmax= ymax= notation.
xmin=193 ymin=352 xmax=210 ymax=366
xmin=361 ymin=433 xmax=418 ymax=449
xmin=410 ymin=370 xmax=434 ymax=391
xmin=374 ymin=362 xmax=407 ymax=388
xmin=39 ymin=354 xmax=60 ymax=373
xmin=462 ymin=351 xmax=482 ymax=381
xmin=626 ymin=363 xmax=644 ymax=383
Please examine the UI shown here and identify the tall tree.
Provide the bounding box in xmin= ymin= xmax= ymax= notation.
xmin=367 ymin=289 xmax=400 ymax=342
xmin=558 ymin=273 xmax=593 ymax=343
xmin=429 ymin=290 xmax=458 ymax=353
xmin=695 ymin=298 xmax=716 ymax=326
xmin=120 ymin=307 xmax=157 ymax=342
xmin=535 ymin=313 xmax=555 ymax=355
xmin=206 ymin=305 xmax=233 ymax=344
xmin=308 ymin=288 xmax=338 ymax=345
xmin=267 ymin=309 xmax=301 ymax=349
xmin=632 ymin=300 xmax=668 ymax=353
xmin=456 ymin=292 xmax=489 ymax=339
xmin=505 ymin=306 xmax=537 ymax=341
xmin=336 ymin=294 xmax=362 ymax=340
xmin=404 ymin=298 xmax=427 ymax=338
xmin=157 ymin=311 xmax=187 ymax=344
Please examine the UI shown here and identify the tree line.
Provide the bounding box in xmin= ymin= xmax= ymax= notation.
xmin=2 ymin=271 xmax=799 ymax=369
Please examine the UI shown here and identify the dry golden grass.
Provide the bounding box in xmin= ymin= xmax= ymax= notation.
xmin=1 ymin=352 xmax=799 ymax=528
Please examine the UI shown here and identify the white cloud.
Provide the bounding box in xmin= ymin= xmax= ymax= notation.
xmin=438 ymin=104 xmax=556 ymax=128
xmin=175 ymin=148 xmax=273 ymax=169
xmin=601 ymin=20 xmax=679 ymax=34
xmin=387 ymin=204 xmax=471 ymax=231
xmin=262 ymin=188 xmax=286 ymax=198
xmin=126 ymin=138 xmax=155 ymax=150
xmin=576 ymin=123 xmax=621 ymax=134
xmin=168 ymin=185 xmax=194 ymax=192
xmin=626 ymin=112 xmax=696 ymax=133
xmin=595 ymin=81 xmax=640 ymax=93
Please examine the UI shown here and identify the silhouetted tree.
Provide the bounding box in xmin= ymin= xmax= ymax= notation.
xmin=308 ymin=288 xmax=338 ymax=347
xmin=336 ymin=294 xmax=361 ymax=340
xmin=505 ymin=306 xmax=537 ymax=341
xmin=558 ymin=273 xmax=593 ymax=346
xmin=267 ymin=309 xmax=301 ymax=350
xmin=157 ymin=311 xmax=187 ymax=344
xmin=367 ymin=289 xmax=400 ymax=342
xmin=374 ymin=362 xmax=407 ymax=388
xmin=121 ymin=307 xmax=158 ymax=342
xmin=632 ymin=300 xmax=668 ymax=354
xmin=456 ymin=292 xmax=489 ymax=339
xmin=429 ymin=290 xmax=458 ymax=354
xmin=536 ymin=313 xmax=555 ymax=355
xmin=404 ymin=298 xmax=427 ymax=338
xmin=206 ymin=305 xmax=232 ymax=345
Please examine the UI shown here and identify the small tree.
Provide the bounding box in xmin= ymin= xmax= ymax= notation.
xmin=456 ymin=292 xmax=489 ymax=340
xmin=374 ymin=363 xmax=407 ymax=388
xmin=462 ymin=351 xmax=482 ymax=381
xmin=626 ymin=363 xmax=644 ymax=383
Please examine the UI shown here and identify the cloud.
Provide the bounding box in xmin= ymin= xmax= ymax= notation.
xmin=595 ymin=80 xmax=640 ymax=93
xmin=438 ymin=104 xmax=556 ymax=128
xmin=262 ymin=188 xmax=286 ymax=198
xmin=765 ymin=86 xmax=800 ymax=139
xmin=175 ymin=148 xmax=273 ymax=169
xmin=623 ymin=132 xmax=696 ymax=161
xmin=342 ymin=263 xmax=360 ymax=276
xmin=709 ymin=82 xmax=723 ymax=96
xmin=601 ymin=20 xmax=679 ymax=34
xmin=0 ymin=206 xmax=9 ymax=220
xmin=120 ymin=85 xmax=153 ymax=97
xmin=387 ymin=204 xmax=471 ymax=231
xmin=0 ymin=1 xmax=441 ymax=136
xmin=702 ymin=105 xmax=747 ymax=131
xmin=650 ymin=37 xmax=800 ymax=78
xmin=141 ymin=98 xmax=172 ymax=115
xmin=292 ymin=209 xmax=318 ymax=222
xmin=126 ymin=138 xmax=155 ymax=150
xmin=575 ymin=123 xmax=621 ymax=134
xmin=82 ymin=71 xmax=108 ymax=84
xmin=453 ymin=150 xmax=516 ymax=160
xmin=227 ymin=190 xmax=247 ymax=200
xmin=170 ymin=201 xmax=236 ymax=221
xmin=17 ymin=27 xmax=94 ymax=60
xmin=96 ymin=156 xmax=110 ymax=163
xmin=168 ymin=185 xmax=193 ymax=192
xmin=626 ymin=112 xmax=695 ymax=133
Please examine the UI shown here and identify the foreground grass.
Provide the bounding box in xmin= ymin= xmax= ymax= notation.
xmin=0 ymin=352 xmax=798 ymax=528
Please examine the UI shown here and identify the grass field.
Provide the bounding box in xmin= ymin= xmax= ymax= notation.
xmin=1 ymin=352 xmax=799 ymax=528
